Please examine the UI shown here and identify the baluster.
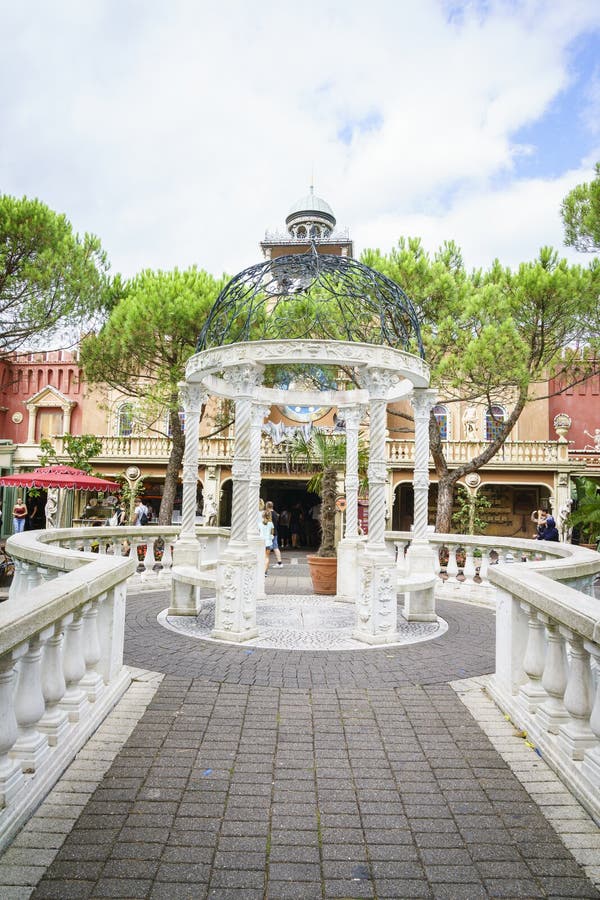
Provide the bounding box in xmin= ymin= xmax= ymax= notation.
xmin=38 ymin=620 xmax=69 ymax=746
xmin=518 ymin=604 xmax=548 ymax=713
xmin=477 ymin=547 xmax=490 ymax=584
xmin=0 ymin=654 xmax=25 ymax=805
xmin=536 ymin=618 xmax=570 ymax=734
xmin=38 ymin=565 xmax=53 ymax=584
xmin=83 ymin=538 xmax=92 ymax=553
xmin=463 ymin=546 xmax=476 ymax=584
xmin=558 ymin=630 xmax=596 ymax=759
xmin=11 ymin=630 xmax=52 ymax=771
xmin=25 ymin=563 xmax=42 ymax=592
xmin=395 ymin=541 xmax=407 ymax=576
xmin=80 ymin=599 xmax=105 ymax=702
xmin=128 ymin=538 xmax=139 ymax=571
xmin=59 ymin=610 xmax=89 ymax=722
xmin=161 ymin=537 xmax=173 ymax=573
xmin=446 ymin=545 xmax=459 ymax=582
xmin=143 ymin=537 xmax=156 ymax=575
xmin=8 ymin=560 xmax=25 ymax=600
xmin=581 ymin=642 xmax=600 ymax=788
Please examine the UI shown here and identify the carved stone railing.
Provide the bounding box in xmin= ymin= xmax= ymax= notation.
xmin=0 ymin=524 xmax=228 ymax=851
xmin=41 ymin=433 xmax=576 ymax=471
xmin=387 ymin=530 xmax=600 ymax=820
xmin=387 ymin=439 xmax=569 ymax=466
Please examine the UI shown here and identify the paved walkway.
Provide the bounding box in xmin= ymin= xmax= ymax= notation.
xmin=1 ymin=556 xmax=599 ymax=899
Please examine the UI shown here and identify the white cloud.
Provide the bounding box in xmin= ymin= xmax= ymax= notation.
xmin=0 ymin=0 xmax=599 ymax=280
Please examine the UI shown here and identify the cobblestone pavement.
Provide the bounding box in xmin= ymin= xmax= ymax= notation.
xmin=6 ymin=557 xmax=600 ymax=899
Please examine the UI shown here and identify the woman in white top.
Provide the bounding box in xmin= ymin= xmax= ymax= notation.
xmin=260 ymin=509 xmax=274 ymax=574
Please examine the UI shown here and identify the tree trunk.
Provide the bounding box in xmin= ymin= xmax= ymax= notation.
xmin=318 ymin=464 xmax=337 ymax=557
xmin=158 ymin=407 xmax=186 ymax=526
xmin=432 ymin=390 xmax=528 ymax=533
xmin=435 ymin=474 xmax=459 ymax=533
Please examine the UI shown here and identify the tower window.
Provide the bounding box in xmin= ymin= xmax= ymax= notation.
xmin=297 ymin=226 xmax=306 ymax=239
xmin=433 ymin=405 xmax=448 ymax=440
xmin=485 ymin=405 xmax=506 ymax=441
xmin=116 ymin=402 xmax=134 ymax=437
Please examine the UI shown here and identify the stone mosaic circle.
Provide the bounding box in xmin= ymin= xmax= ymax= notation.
xmin=159 ymin=594 xmax=448 ymax=650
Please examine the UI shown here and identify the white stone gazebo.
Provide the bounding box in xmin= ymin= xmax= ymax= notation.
xmin=171 ymin=248 xmax=439 ymax=645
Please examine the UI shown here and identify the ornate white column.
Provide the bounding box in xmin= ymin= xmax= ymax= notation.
xmin=352 ymin=370 xmax=399 ymax=643
xmin=249 ymin=402 xmax=270 ymax=601
xmin=336 ymin=404 xmax=366 ymax=604
xmin=213 ymin=364 xmax=264 ymax=643
xmin=406 ymin=388 xmax=438 ymax=575
xmin=174 ymin=382 xmax=206 ymax=566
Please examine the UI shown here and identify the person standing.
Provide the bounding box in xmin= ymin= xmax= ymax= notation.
xmin=279 ymin=508 xmax=290 ymax=549
xmin=265 ymin=501 xmax=283 ymax=567
xmin=134 ymin=497 xmax=149 ymax=525
xmin=260 ymin=509 xmax=274 ymax=575
xmin=12 ymin=496 xmax=28 ymax=533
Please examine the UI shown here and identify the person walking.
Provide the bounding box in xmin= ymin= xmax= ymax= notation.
xmin=265 ymin=501 xmax=283 ymax=567
xmin=134 ymin=497 xmax=149 ymax=526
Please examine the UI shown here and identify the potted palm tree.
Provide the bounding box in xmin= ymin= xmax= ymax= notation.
xmin=291 ymin=430 xmax=367 ymax=595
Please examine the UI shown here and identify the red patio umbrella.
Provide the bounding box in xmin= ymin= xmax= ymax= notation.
xmin=0 ymin=466 xmax=120 ymax=491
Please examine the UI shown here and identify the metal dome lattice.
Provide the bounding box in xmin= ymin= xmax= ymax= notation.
xmin=197 ymin=246 xmax=424 ymax=357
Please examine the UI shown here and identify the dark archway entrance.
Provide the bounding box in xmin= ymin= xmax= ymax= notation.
xmin=260 ymin=478 xmax=320 ymax=549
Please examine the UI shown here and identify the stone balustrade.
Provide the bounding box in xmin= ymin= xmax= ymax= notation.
xmin=48 ymin=433 xmax=568 ymax=469
xmin=387 ymin=438 xmax=567 ymax=466
xmin=0 ymin=524 xmax=228 ymax=851
xmin=387 ymin=530 xmax=600 ymax=820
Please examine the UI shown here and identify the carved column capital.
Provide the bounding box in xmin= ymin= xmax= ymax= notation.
xmin=359 ymin=368 xmax=399 ymax=400
xmin=222 ymin=364 xmax=265 ymax=396
xmin=337 ymin=404 xmax=367 ymax=430
xmin=178 ymin=382 xmax=207 ymax=414
xmin=410 ymin=388 xmax=438 ymax=420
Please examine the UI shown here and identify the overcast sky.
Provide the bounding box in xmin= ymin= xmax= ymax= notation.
xmin=1 ymin=0 xmax=599 ymax=281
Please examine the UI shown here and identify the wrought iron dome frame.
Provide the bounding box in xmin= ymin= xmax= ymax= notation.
xmin=197 ymin=245 xmax=425 ymax=358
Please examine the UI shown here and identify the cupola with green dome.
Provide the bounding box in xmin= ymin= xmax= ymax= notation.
xmin=285 ymin=186 xmax=336 ymax=240
xmin=261 ymin=185 xmax=353 ymax=260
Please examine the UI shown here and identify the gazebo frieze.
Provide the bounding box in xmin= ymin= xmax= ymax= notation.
xmin=185 ymin=339 xmax=430 ymax=404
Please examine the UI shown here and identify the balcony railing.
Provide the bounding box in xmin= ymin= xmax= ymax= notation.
xmin=46 ymin=433 xmax=572 ymax=469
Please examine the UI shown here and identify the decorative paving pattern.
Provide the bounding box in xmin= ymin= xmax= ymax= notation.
xmin=159 ymin=593 xmax=447 ymax=650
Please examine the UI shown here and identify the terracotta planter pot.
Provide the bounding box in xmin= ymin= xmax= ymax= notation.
xmin=307 ymin=555 xmax=337 ymax=596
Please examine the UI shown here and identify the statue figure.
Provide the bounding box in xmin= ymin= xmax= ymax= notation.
xmin=584 ymin=428 xmax=600 ymax=452
xmin=463 ymin=405 xmax=478 ymax=439
xmin=45 ymin=487 xmax=59 ymax=529
xmin=557 ymin=498 xmax=573 ymax=543
xmin=203 ymin=496 xmax=217 ymax=526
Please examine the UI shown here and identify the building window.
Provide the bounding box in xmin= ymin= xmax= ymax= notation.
xmin=485 ymin=405 xmax=506 ymax=441
xmin=116 ymin=402 xmax=134 ymax=437
xmin=433 ymin=405 xmax=448 ymax=440
xmin=167 ymin=411 xmax=186 ymax=436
